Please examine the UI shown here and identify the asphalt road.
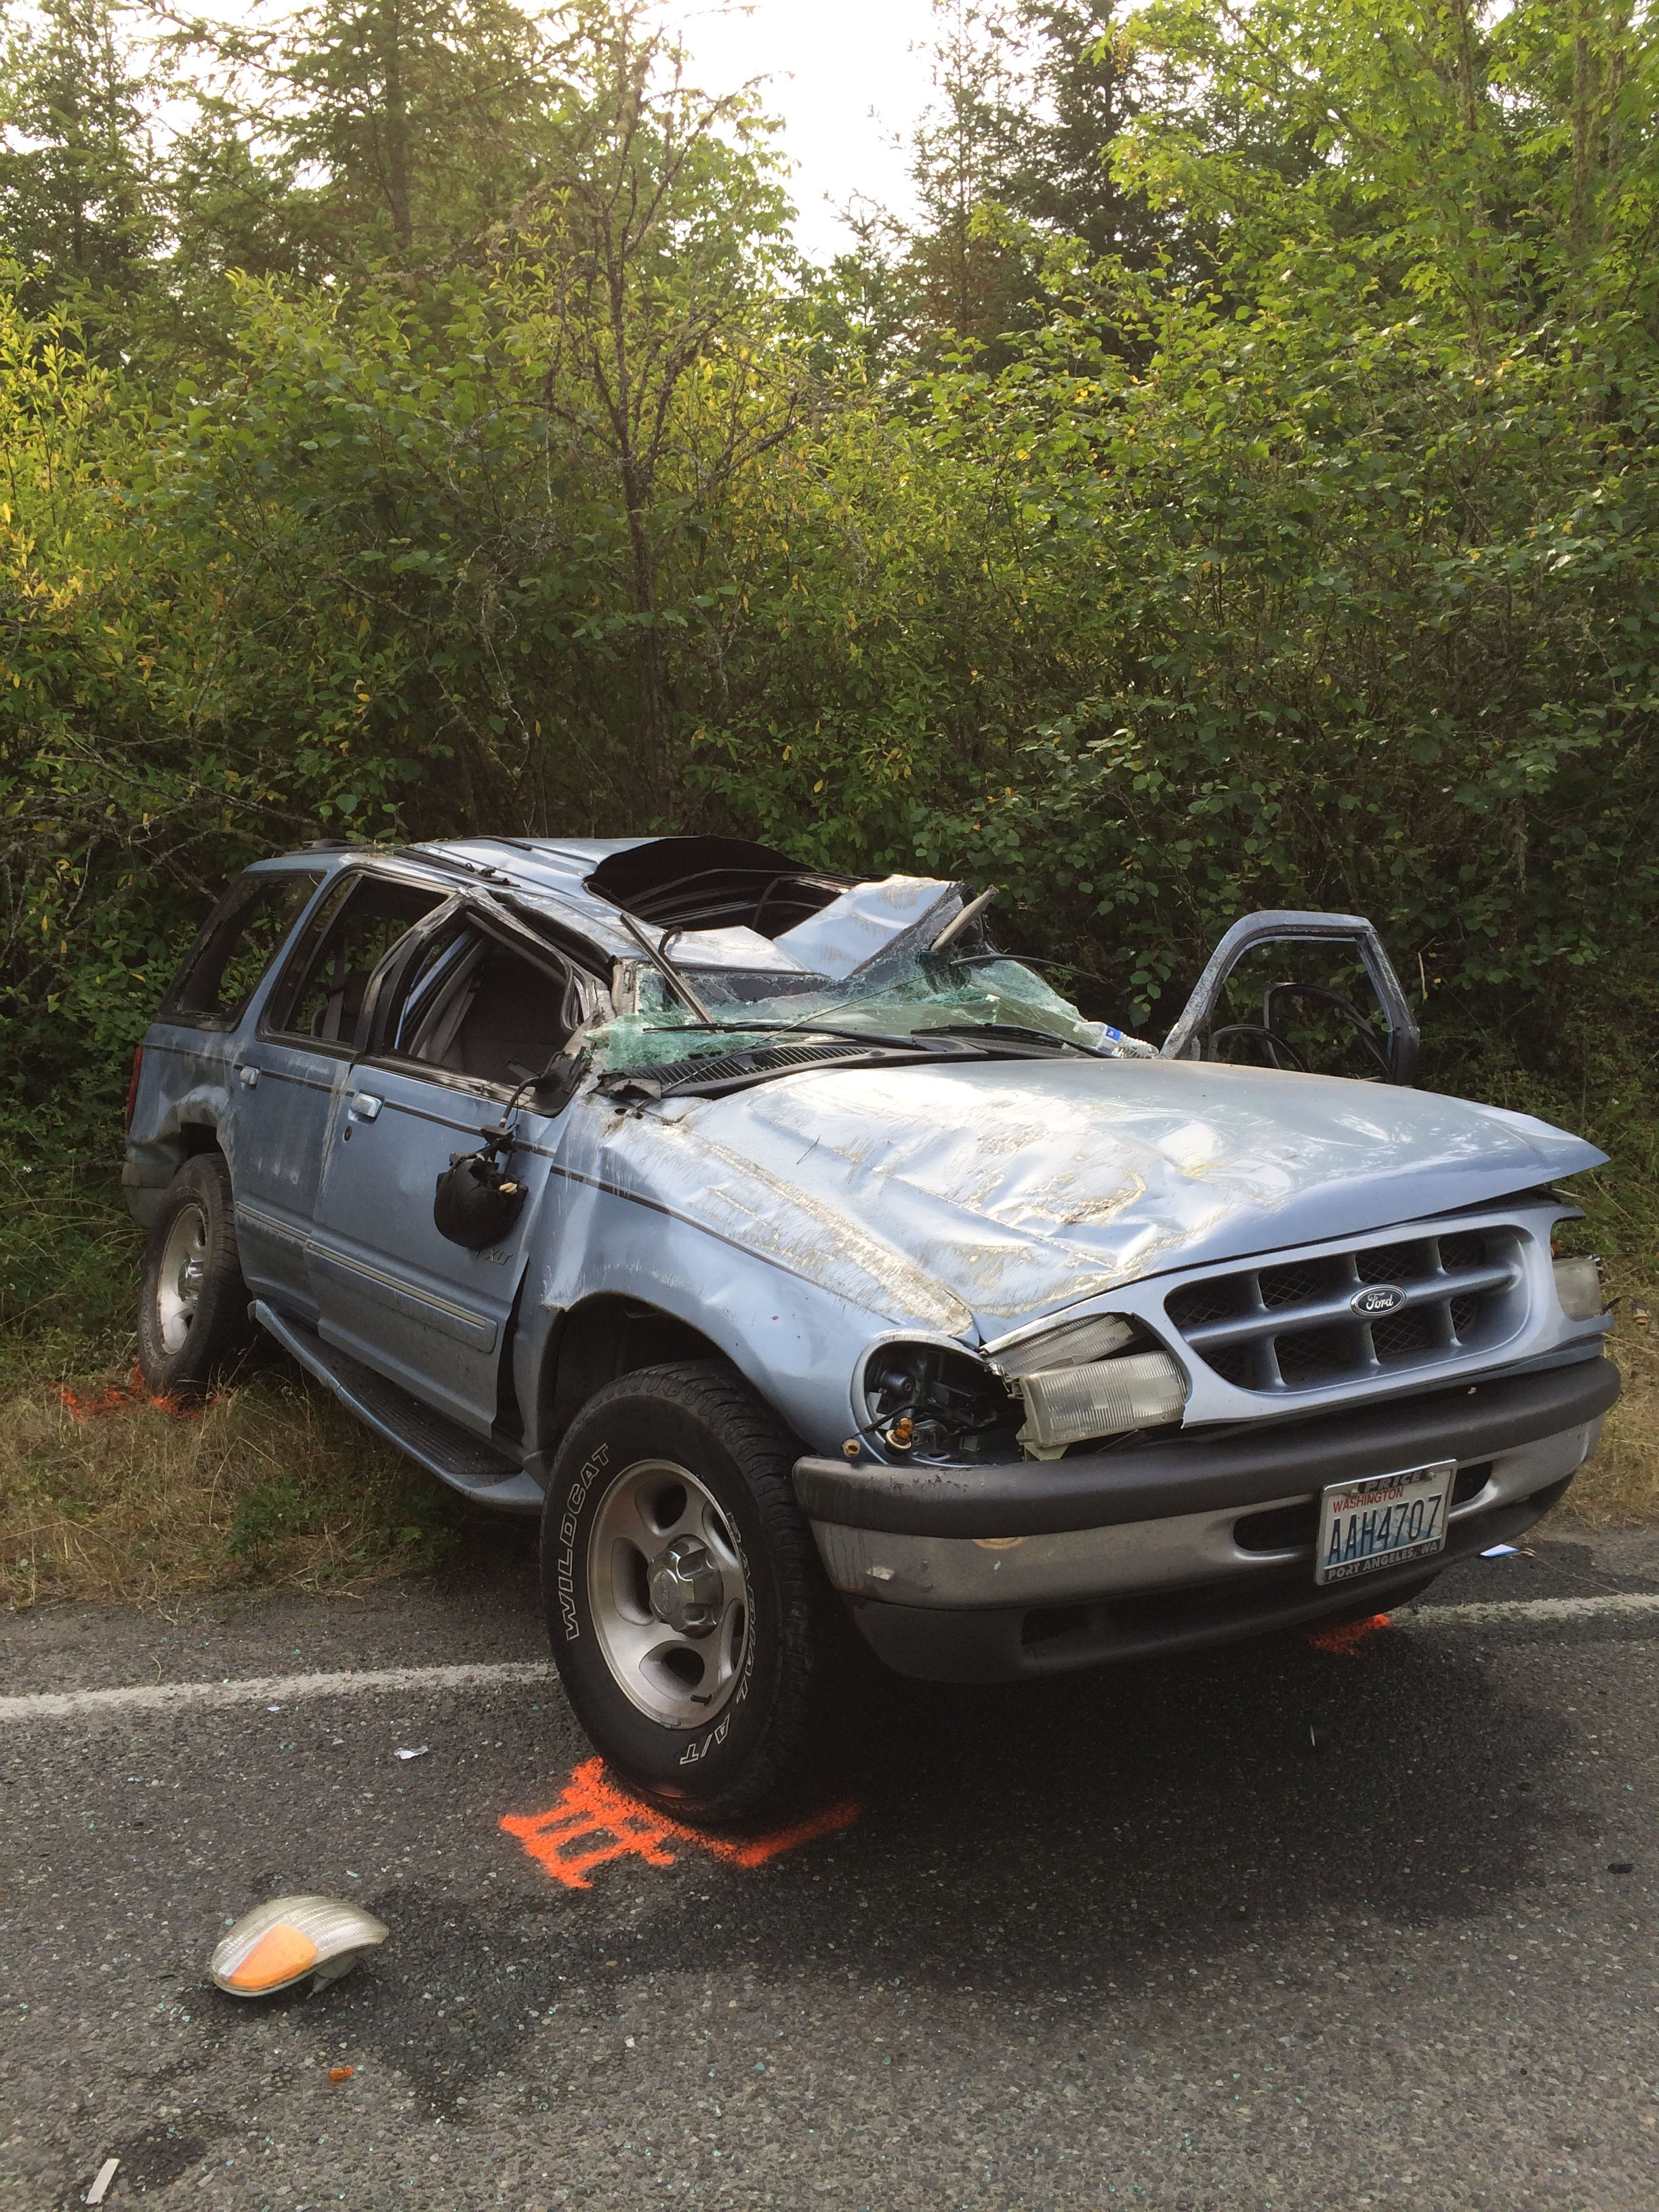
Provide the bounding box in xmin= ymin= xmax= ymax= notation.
xmin=4 ymin=1529 xmax=1659 ymax=2212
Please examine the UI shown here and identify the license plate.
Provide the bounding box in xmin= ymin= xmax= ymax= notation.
xmin=1314 ymin=1460 xmax=1454 ymax=1586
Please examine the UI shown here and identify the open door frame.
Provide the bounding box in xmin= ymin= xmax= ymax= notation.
xmin=1160 ymin=909 xmax=1420 ymax=1085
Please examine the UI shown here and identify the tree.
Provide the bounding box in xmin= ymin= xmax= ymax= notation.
xmin=498 ymin=0 xmax=800 ymax=807
xmin=0 ymin=0 xmax=158 ymax=315
xmin=894 ymin=0 xmax=1164 ymax=353
xmin=904 ymin=1 xmax=1031 ymax=344
xmin=996 ymin=1 xmax=1155 ymax=264
xmin=163 ymin=0 xmax=573 ymax=278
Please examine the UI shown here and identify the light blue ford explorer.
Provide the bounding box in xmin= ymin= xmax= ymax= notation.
xmin=123 ymin=834 xmax=1618 ymax=1817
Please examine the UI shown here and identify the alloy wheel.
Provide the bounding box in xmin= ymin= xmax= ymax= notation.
xmin=586 ymin=1457 xmax=750 ymax=1727
xmin=155 ymin=1202 xmax=210 ymax=1355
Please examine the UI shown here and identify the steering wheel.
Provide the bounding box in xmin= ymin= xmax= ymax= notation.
xmin=1203 ymin=1021 xmax=1309 ymax=1071
xmin=1260 ymin=982 xmax=1393 ymax=1080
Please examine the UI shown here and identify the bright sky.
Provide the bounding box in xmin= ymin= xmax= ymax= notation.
xmin=670 ymin=0 xmax=941 ymax=260
xmin=169 ymin=0 xmax=943 ymax=264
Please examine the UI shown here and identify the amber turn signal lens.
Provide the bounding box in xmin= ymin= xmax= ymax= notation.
xmin=224 ymin=1923 xmax=320 ymax=1992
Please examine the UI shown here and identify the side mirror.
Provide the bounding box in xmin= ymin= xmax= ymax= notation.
xmin=1160 ymin=910 xmax=1420 ymax=1086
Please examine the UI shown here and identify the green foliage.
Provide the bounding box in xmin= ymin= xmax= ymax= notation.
xmin=0 ymin=1156 xmax=140 ymax=1385
xmin=0 ymin=0 xmax=159 ymax=318
xmin=224 ymin=1460 xmax=454 ymax=1568
xmin=0 ymin=0 xmax=1656 ymax=1151
xmin=225 ymin=1472 xmax=322 ymax=1556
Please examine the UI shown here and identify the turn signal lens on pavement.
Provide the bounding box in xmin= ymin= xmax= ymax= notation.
xmin=210 ymin=1896 xmax=389 ymax=1996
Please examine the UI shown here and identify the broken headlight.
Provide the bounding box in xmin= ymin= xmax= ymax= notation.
xmin=990 ymin=1310 xmax=1140 ymax=1377
xmin=986 ymin=1311 xmax=1188 ymax=1458
xmin=860 ymin=1341 xmax=1019 ymax=1460
xmin=1012 ymin=1349 xmax=1187 ymax=1458
xmin=1552 ymin=1253 xmax=1603 ymax=1323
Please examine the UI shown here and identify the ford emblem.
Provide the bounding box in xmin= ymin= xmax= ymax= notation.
xmin=1351 ymin=1284 xmax=1406 ymax=1317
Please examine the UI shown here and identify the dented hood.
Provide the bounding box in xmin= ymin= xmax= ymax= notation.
xmin=623 ymin=1057 xmax=1603 ymax=1338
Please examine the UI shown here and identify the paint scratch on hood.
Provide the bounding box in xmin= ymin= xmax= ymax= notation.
xmin=629 ymin=1115 xmax=975 ymax=1336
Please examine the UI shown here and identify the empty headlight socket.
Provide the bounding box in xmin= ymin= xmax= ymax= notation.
xmin=859 ymin=1340 xmax=1021 ymax=1460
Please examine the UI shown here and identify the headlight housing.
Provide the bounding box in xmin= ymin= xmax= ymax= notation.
xmin=1012 ymin=1348 xmax=1188 ymax=1458
xmin=986 ymin=1310 xmax=1189 ymax=1458
xmin=1553 ymin=1252 xmax=1603 ymax=1323
xmin=860 ymin=1340 xmax=1018 ymax=1460
xmin=861 ymin=1314 xmax=1191 ymax=1465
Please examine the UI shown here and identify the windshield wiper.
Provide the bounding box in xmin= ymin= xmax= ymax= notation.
xmin=598 ymin=1031 xmax=942 ymax=1103
xmin=636 ymin=1019 xmax=955 ymax=1054
xmin=921 ymin=1023 xmax=1105 ymax=1057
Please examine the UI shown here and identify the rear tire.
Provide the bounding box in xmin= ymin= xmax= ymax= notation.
xmin=541 ymin=1360 xmax=841 ymax=1824
xmin=137 ymin=1154 xmax=253 ymax=1396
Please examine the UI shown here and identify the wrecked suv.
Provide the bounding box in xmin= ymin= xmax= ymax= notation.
xmin=125 ymin=836 xmax=1618 ymax=1817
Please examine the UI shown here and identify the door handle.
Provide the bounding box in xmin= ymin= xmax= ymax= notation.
xmin=238 ymin=1065 xmax=260 ymax=1089
xmin=348 ymin=1092 xmax=383 ymax=1122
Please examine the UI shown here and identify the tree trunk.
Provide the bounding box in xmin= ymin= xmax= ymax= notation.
xmin=380 ymin=0 xmax=413 ymax=252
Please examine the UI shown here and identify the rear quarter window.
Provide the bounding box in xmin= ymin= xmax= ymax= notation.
xmin=159 ymin=871 xmax=326 ymax=1029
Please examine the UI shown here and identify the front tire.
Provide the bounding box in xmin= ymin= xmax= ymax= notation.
xmin=136 ymin=1153 xmax=253 ymax=1396
xmin=541 ymin=1361 xmax=840 ymax=1823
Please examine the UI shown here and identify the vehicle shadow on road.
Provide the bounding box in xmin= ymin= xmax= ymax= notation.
xmin=802 ymin=1620 xmax=1585 ymax=1992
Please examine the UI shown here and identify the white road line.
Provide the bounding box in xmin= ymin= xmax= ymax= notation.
xmin=2 ymin=1593 xmax=1657 ymax=1725
xmin=0 ymin=1660 xmax=554 ymax=1725
xmin=1406 ymin=1591 xmax=1659 ymax=1629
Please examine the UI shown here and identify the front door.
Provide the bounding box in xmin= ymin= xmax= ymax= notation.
xmin=308 ymin=910 xmax=593 ymax=1436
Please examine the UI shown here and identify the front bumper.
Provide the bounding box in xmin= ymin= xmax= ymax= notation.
xmin=794 ymin=1353 xmax=1618 ymax=1682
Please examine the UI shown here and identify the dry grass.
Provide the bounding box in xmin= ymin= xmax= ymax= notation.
xmin=0 ymin=1364 xmax=466 ymax=1610
xmin=1557 ymin=1267 xmax=1659 ymax=1527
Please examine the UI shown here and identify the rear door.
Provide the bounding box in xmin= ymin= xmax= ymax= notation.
xmin=138 ymin=866 xmax=325 ymax=1267
xmin=307 ymin=905 xmax=598 ymax=1435
xmin=233 ymin=871 xmax=449 ymax=1314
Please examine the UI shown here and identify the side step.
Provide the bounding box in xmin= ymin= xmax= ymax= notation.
xmin=252 ymin=1300 xmax=546 ymax=1517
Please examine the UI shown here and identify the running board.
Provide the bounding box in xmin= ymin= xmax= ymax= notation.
xmin=252 ymin=1300 xmax=546 ymax=1516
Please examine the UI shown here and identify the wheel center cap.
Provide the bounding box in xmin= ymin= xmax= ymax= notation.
xmin=648 ymin=1536 xmax=723 ymax=1639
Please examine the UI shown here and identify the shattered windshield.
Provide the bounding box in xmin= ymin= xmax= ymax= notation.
xmin=587 ymin=874 xmax=1153 ymax=1078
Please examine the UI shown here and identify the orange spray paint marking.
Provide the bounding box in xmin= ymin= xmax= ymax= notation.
xmin=58 ymin=1364 xmax=207 ymax=1421
xmin=501 ymin=1757 xmax=860 ymax=1891
xmin=1305 ymin=1612 xmax=1393 ymax=1656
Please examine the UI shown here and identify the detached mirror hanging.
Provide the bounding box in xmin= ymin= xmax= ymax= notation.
xmin=434 ymin=1127 xmax=527 ymax=1250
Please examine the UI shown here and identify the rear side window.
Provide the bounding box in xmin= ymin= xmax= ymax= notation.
xmin=161 ymin=871 xmax=325 ymax=1029
xmin=262 ymin=874 xmax=447 ymax=1046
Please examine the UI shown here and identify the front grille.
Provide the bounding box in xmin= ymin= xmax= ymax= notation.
xmin=1165 ymin=1227 xmax=1525 ymax=1394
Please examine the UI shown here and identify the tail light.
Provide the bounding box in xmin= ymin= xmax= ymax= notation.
xmin=124 ymin=1046 xmax=144 ymax=1131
